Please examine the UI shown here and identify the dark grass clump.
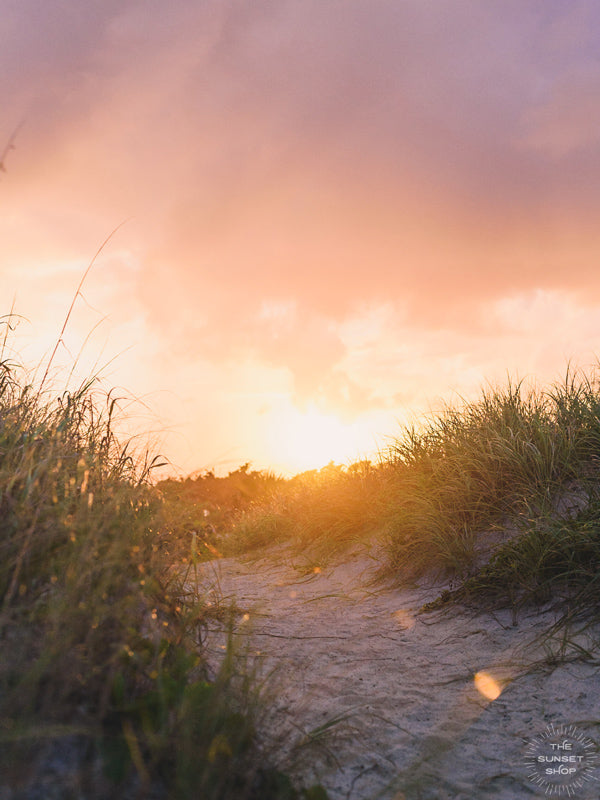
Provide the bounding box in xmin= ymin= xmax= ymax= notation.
xmin=383 ymin=370 xmax=600 ymax=621
xmin=0 ymin=353 xmax=323 ymax=799
xmin=438 ymin=493 xmax=600 ymax=615
xmin=155 ymin=464 xmax=285 ymax=562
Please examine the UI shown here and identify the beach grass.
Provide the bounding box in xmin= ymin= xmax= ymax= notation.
xmin=0 ymin=347 xmax=325 ymax=799
xmin=219 ymin=459 xmax=387 ymax=564
xmin=225 ymin=368 xmax=600 ymax=627
xmin=384 ymin=371 xmax=600 ymax=615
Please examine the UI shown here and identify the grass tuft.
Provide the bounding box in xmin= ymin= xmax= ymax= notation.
xmin=222 ymin=460 xmax=386 ymax=562
xmin=0 ymin=349 xmax=322 ymax=798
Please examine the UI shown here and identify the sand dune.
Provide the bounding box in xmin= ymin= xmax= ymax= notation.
xmin=202 ymin=548 xmax=600 ymax=799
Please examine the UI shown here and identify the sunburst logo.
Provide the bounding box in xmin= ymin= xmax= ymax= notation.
xmin=524 ymin=723 xmax=599 ymax=796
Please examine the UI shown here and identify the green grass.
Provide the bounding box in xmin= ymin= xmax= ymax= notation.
xmin=0 ymin=349 xmax=326 ymax=799
xmin=383 ymin=371 xmax=600 ymax=614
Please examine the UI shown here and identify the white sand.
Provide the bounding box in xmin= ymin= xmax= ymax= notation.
xmin=201 ymin=547 xmax=600 ymax=799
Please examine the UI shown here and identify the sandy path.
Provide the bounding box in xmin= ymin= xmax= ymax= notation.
xmin=201 ymin=548 xmax=600 ymax=800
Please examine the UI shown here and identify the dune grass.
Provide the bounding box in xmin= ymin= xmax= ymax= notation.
xmin=385 ymin=372 xmax=600 ymax=612
xmin=0 ymin=352 xmax=325 ymax=799
xmin=225 ymin=369 xmax=600 ymax=628
xmin=222 ymin=459 xmax=387 ymax=564
xmin=156 ymin=464 xmax=285 ymax=562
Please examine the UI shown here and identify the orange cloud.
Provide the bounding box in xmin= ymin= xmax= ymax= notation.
xmin=3 ymin=1 xmax=600 ymax=473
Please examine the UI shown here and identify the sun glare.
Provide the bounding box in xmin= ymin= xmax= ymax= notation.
xmin=474 ymin=671 xmax=502 ymax=702
xmin=268 ymin=404 xmax=374 ymax=474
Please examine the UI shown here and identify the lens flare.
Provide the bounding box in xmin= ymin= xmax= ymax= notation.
xmin=474 ymin=670 xmax=502 ymax=701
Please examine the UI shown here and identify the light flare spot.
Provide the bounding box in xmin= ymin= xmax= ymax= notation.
xmin=203 ymin=541 xmax=222 ymax=558
xmin=474 ymin=670 xmax=502 ymax=701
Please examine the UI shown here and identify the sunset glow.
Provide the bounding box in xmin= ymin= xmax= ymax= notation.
xmin=268 ymin=404 xmax=375 ymax=475
xmin=3 ymin=3 xmax=600 ymax=476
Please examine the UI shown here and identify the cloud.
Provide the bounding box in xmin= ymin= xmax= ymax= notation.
xmin=127 ymin=1 xmax=600 ymax=325
xmin=520 ymin=69 xmax=600 ymax=157
xmin=3 ymin=0 xmax=600 ymax=470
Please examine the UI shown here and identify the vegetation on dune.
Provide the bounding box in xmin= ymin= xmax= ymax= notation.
xmin=156 ymin=463 xmax=285 ymax=561
xmin=385 ymin=373 xmax=600 ymax=613
xmin=0 ymin=345 xmax=325 ymax=799
xmin=220 ymin=459 xmax=386 ymax=560
xmin=223 ymin=370 xmax=600 ymax=624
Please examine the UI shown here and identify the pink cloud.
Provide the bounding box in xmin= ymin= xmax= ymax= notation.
xmin=3 ymin=0 xmax=600 ymax=472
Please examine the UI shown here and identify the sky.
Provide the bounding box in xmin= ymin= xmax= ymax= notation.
xmin=2 ymin=0 xmax=600 ymax=476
